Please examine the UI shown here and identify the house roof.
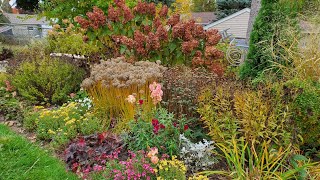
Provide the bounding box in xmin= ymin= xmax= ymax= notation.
xmin=0 ymin=26 xmax=12 ymax=33
xmin=204 ymin=8 xmax=250 ymax=30
xmin=191 ymin=12 xmax=217 ymax=25
xmin=3 ymin=13 xmax=48 ymax=25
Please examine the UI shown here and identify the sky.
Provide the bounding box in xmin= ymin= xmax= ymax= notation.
xmin=9 ymin=0 xmax=16 ymax=6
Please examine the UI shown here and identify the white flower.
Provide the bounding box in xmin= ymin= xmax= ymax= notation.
xmin=126 ymin=95 xmax=136 ymax=104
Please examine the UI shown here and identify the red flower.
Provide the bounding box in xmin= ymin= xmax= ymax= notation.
xmin=173 ymin=122 xmax=177 ymax=127
xmin=152 ymin=119 xmax=159 ymax=126
xmin=159 ymin=124 xmax=165 ymax=129
xmin=184 ymin=125 xmax=189 ymax=131
xmin=139 ymin=99 xmax=144 ymax=105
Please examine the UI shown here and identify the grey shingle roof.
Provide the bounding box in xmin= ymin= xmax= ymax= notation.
xmin=3 ymin=13 xmax=48 ymax=25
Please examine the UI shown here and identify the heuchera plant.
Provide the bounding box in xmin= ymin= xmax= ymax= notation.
xmin=74 ymin=0 xmax=224 ymax=69
xmin=64 ymin=132 xmax=126 ymax=178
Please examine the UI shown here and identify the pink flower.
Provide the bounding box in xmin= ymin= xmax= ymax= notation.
xmin=149 ymin=82 xmax=163 ymax=104
xmin=184 ymin=124 xmax=189 ymax=131
xmin=93 ymin=165 xmax=104 ymax=172
xmin=150 ymin=156 xmax=159 ymax=164
xmin=147 ymin=147 xmax=158 ymax=158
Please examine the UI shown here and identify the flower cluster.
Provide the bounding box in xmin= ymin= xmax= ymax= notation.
xmin=147 ymin=147 xmax=159 ymax=164
xmin=156 ymin=156 xmax=187 ymax=180
xmin=30 ymin=102 xmax=102 ymax=143
xmin=134 ymin=1 xmax=156 ymax=16
xmin=149 ymin=82 xmax=163 ymax=104
xmin=81 ymin=57 xmax=166 ymax=89
xmin=152 ymin=119 xmax=165 ymax=134
xmin=75 ymin=6 xmax=106 ymax=30
xmin=108 ymin=0 xmax=134 ymax=24
xmin=179 ymin=134 xmax=217 ymax=173
xmin=104 ymin=149 xmax=159 ymax=180
xmin=75 ymin=1 xmax=225 ymax=73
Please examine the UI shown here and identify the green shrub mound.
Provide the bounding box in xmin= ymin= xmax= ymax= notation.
xmin=285 ymin=79 xmax=320 ymax=149
xmin=240 ymin=0 xmax=301 ymax=79
xmin=12 ymin=57 xmax=85 ymax=104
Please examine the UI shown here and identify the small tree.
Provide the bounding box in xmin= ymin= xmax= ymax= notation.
xmin=0 ymin=0 xmax=12 ymax=13
xmin=192 ymin=0 xmax=216 ymax=12
xmin=216 ymin=0 xmax=251 ymax=19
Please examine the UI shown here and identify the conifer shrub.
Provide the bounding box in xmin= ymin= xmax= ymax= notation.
xmin=240 ymin=0 xmax=301 ymax=79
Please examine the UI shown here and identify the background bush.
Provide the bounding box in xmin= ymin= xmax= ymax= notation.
xmin=285 ymin=79 xmax=320 ymax=149
xmin=240 ymin=0 xmax=300 ymax=79
xmin=12 ymin=57 xmax=85 ymax=104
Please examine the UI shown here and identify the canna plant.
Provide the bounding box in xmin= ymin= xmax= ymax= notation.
xmin=74 ymin=0 xmax=224 ymax=69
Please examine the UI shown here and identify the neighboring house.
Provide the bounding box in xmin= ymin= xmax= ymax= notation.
xmin=1 ymin=13 xmax=50 ymax=38
xmin=204 ymin=8 xmax=251 ymax=39
xmin=191 ymin=12 xmax=217 ymax=26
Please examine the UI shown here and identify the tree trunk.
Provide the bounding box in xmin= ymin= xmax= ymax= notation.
xmin=246 ymin=0 xmax=262 ymax=43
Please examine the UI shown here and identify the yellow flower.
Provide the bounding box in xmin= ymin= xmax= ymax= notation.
xmin=48 ymin=129 xmax=56 ymax=135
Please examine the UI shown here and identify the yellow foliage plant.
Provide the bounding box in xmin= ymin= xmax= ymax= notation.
xmin=81 ymin=57 xmax=166 ymax=133
xmin=87 ymin=80 xmax=155 ymax=133
xmin=156 ymin=156 xmax=187 ymax=180
xmin=198 ymin=83 xmax=292 ymax=147
xmin=170 ymin=0 xmax=193 ymax=21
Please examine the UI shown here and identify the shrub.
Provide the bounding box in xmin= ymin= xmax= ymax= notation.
xmin=81 ymin=57 xmax=166 ymax=132
xmin=25 ymin=102 xmax=104 ymax=146
xmin=12 ymin=57 xmax=85 ymax=104
xmin=179 ymin=134 xmax=217 ymax=173
xmin=216 ymin=0 xmax=251 ymax=19
xmin=240 ymin=0 xmax=300 ymax=79
xmin=285 ymin=79 xmax=320 ymax=149
xmin=0 ymin=79 xmax=24 ymax=122
xmin=0 ymin=47 xmax=13 ymax=61
xmin=64 ymin=132 xmax=126 ymax=177
xmin=48 ymin=22 xmax=105 ymax=60
xmin=74 ymin=2 xmax=224 ymax=67
xmin=156 ymin=156 xmax=187 ymax=180
xmin=124 ymin=108 xmax=190 ymax=156
xmin=197 ymin=83 xmax=292 ymax=146
xmin=162 ymin=66 xmax=216 ymax=118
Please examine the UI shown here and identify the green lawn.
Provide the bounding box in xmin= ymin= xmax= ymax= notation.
xmin=0 ymin=124 xmax=78 ymax=180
